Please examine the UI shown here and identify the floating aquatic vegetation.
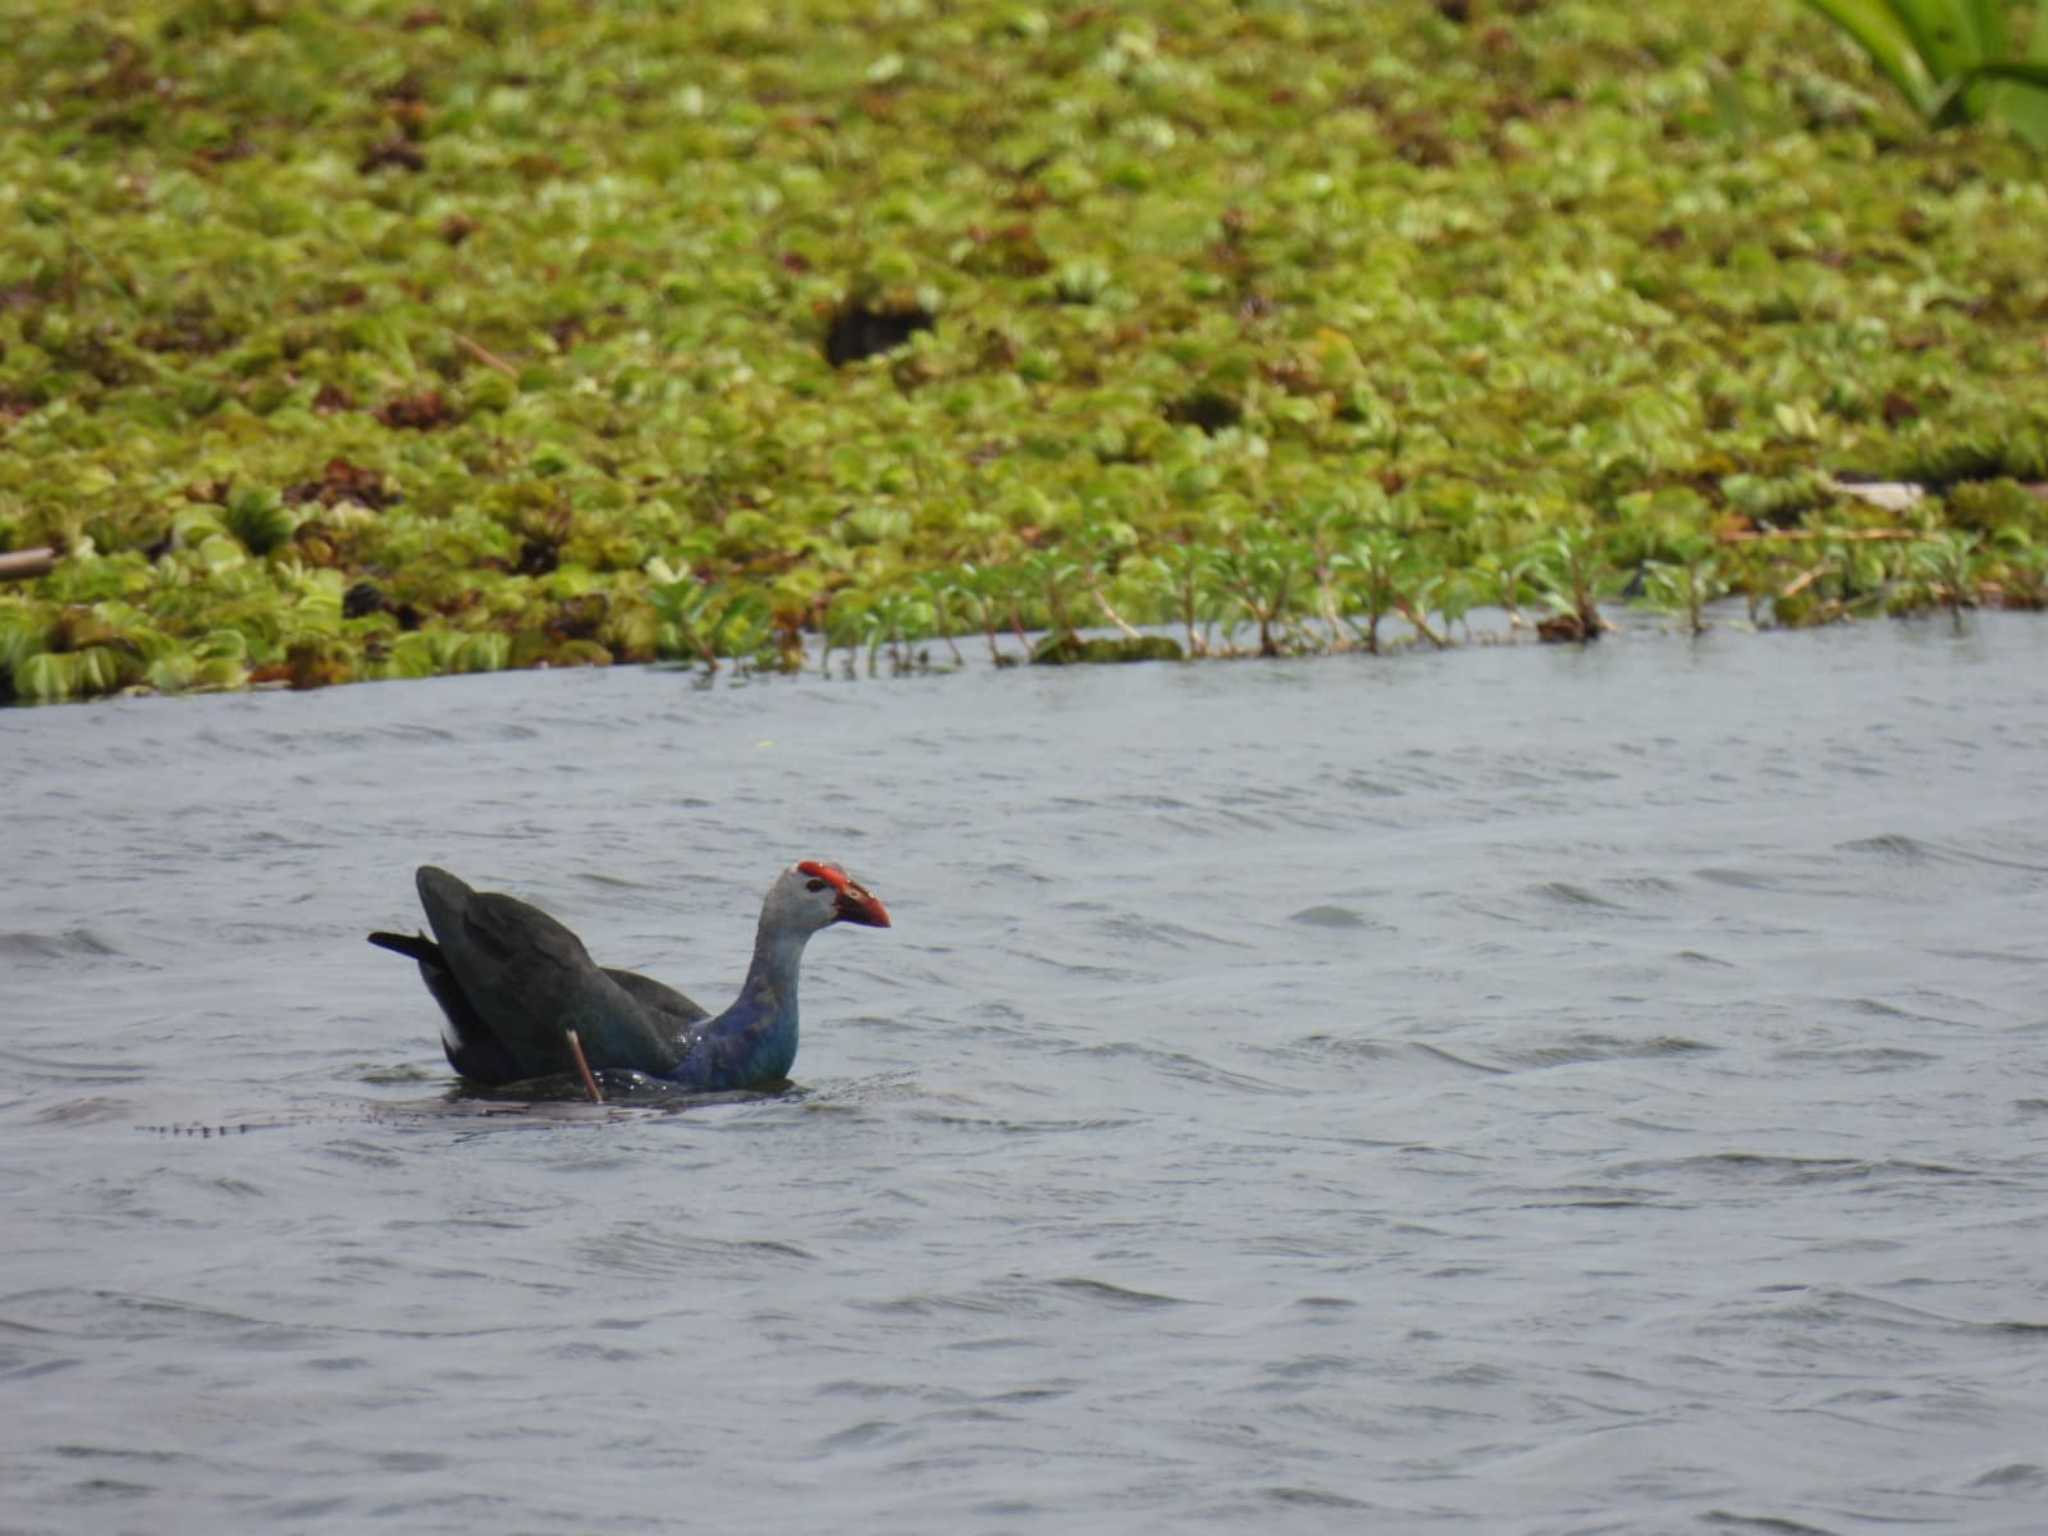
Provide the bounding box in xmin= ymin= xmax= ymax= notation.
xmin=1533 ymin=531 xmax=1614 ymax=644
xmin=1641 ymin=537 xmax=1732 ymax=637
xmin=3 ymin=0 xmax=2047 ymax=703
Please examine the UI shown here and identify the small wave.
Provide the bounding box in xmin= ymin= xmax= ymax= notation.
xmin=1000 ymin=945 xmax=1141 ymax=982
xmin=51 ymin=1444 xmax=190 ymax=1466
xmin=575 ymin=869 xmax=650 ymax=889
xmin=1969 ymin=1463 xmax=2048 ymax=1490
xmin=1260 ymin=1352 xmax=1356 ymax=1383
xmin=1773 ymin=1046 xmax=1938 ymax=1072
xmin=979 ymin=860 xmax=1054 ymax=885
xmin=582 ymin=1227 xmax=814 ymax=1280
xmin=1677 ymin=948 xmax=1737 ymax=967
xmin=1840 ymin=832 xmax=2048 ymax=875
xmin=30 ymin=1096 xmax=137 ymax=1125
xmin=813 ymin=1419 xmax=902 ymax=1453
xmin=1277 ymin=1034 xmax=1495 ymax=1072
xmin=356 ymin=1063 xmax=440 ymax=1085
xmin=0 ymin=928 xmax=123 ymax=961
xmin=1532 ymin=881 xmax=1626 ymax=911
xmin=1512 ymin=1183 xmax=1669 ymax=1210
xmin=1924 ymin=946 xmax=2047 ymax=967
xmin=1738 ymin=1288 xmax=2048 ymax=1342
xmin=911 ymin=1111 xmax=1137 ymax=1134
xmin=1700 ymin=1510 xmax=1841 ymax=1535
xmin=0 ymin=1046 xmax=141 ymax=1084
xmin=1837 ymin=833 xmax=1938 ymax=864
xmin=1058 ymin=1040 xmax=1290 ymax=1094
xmin=1611 ymin=1152 xmax=1983 ymax=1187
xmin=1845 ymin=997 xmax=1962 ymax=1027
xmin=1046 ymin=1276 xmax=1187 ymax=1309
xmin=1613 ymin=875 xmax=1684 ymax=896
xmin=1409 ymin=1041 xmax=1512 ymax=1075
xmin=1693 ymin=865 xmax=1829 ymax=893
xmin=1324 ymin=770 xmax=1409 ymax=799
xmin=1264 ymin=1485 xmax=1371 ymax=1510
xmin=1288 ymin=904 xmax=1370 ymax=928
xmin=374 ymin=723 xmax=458 ymax=745
xmin=1494 ymin=1034 xmax=1715 ymax=1069
xmin=231 ymin=829 xmax=329 ymax=852
xmin=1097 ymin=913 xmax=1254 ymax=950
xmin=853 ymin=1290 xmax=1013 ymax=1319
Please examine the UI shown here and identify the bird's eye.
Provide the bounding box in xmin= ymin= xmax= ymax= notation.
xmin=805 ymin=879 xmax=828 ymax=893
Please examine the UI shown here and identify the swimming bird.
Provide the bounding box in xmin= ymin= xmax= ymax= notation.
xmin=368 ymin=862 xmax=890 ymax=1092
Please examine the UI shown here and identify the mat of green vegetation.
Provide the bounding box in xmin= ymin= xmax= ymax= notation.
xmin=5 ymin=0 xmax=2048 ymax=702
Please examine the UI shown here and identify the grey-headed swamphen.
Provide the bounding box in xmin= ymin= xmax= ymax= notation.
xmin=369 ymin=861 xmax=890 ymax=1092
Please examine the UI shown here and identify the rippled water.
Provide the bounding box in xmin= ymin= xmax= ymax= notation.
xmin=6 ymin=617 xmax=2048 ymax=1533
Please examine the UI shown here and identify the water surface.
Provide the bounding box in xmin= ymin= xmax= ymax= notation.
xmin=5 ymin=619 xmax=2048 ymax=1533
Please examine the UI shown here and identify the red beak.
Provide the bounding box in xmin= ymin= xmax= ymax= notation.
xmin=834 ymin=882 xmax=891 ymax=928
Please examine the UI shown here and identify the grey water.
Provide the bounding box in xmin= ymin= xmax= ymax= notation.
xmin=4 ymin=616 xmax=2048 ymax=1535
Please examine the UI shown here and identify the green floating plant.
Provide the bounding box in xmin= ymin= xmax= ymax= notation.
xmin=1641 ymin=538 xmax=1732 ymax=637
xmin=3 ymin=0 xmax=2047 ymax=704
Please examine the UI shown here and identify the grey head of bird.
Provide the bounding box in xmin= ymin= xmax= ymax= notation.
xmin=764 ymin=860 xmax=892 ymax=934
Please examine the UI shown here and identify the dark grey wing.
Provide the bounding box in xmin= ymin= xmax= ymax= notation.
xmin=414 ymin=866 xmax=683 ymax=1080
xmin=368 ymin=928 xmax=520 ymax=1083
xmin=602 ymin=969 xmax=711 ymax=1049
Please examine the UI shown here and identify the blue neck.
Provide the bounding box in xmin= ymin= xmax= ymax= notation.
xmin=669 ymin=926 xmax=807 ymax=1090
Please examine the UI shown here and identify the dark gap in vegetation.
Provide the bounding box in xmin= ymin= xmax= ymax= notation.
xmin=1164 ymin=391 xmax=1243 ymax=435
xmin=824 ymin=300 xmax=935 ymax=366
xmin=284 ymin=458 xmax=400 ymax=510
xmin=359 ymin=139 xmax=427 ymax=174
xmin=343 ymin=581 xmax=401 ymax=621
xmin=548 ymin=593 xmax=608 ymax=641
xmin=374 ymin=391 xmax=456 ymax=430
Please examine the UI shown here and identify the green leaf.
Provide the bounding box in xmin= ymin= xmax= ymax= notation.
xmin=1962 ymin=0 xmax=2012 ymax=59
xmin=14 ymin=651 xmax=71 ymax=704
xmin=1799 ymin=0 xmax=1938 ymax=112
xmin=1881 ymin=0 xmax=1981 ymax=84
xmin=1929 ymin=58 xmax=2048 ymax=142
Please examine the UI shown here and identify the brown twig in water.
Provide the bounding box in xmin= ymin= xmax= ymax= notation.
xmin=452 ymin=331 xmax=519 ymax=380
xmin=564 ymin=1029 xmax=604 ymax=1104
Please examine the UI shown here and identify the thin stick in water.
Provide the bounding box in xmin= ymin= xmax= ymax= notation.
xmin=565 ymin=1029 xmax=604 ymax=1104
xmin=452 ymin=331 xmax=520 ymax=379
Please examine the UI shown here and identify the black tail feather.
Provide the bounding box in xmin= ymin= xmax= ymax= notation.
xmin=369 ymin=930 xmax=440 ymax=964
xmin=369 ymin=927 xmax=520 ymax=1084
